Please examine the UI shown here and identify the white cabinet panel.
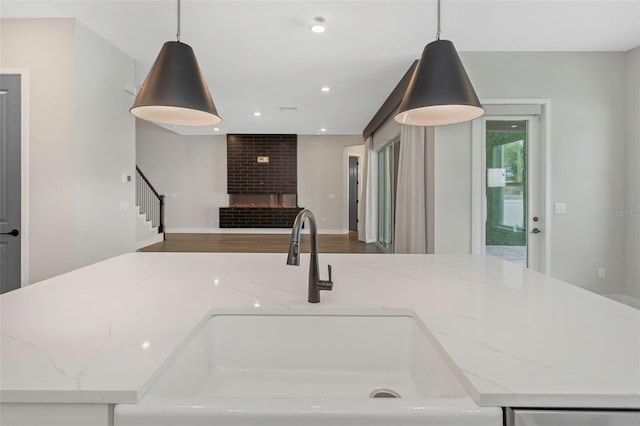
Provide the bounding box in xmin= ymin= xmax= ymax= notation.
xmin=0 ymin=403 xmax=112 ymax=426
xmin=512 ymin=409 xmax=640 ymax=426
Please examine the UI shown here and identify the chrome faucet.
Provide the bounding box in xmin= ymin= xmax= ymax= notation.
xmin=286 ymin=209 xmax=333 ymax=303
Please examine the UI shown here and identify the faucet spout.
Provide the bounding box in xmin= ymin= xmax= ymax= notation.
xmin=286 ymin=209 xmax=333 ymax=303
xmin=286 ymin=240 xmax=300 ymax=265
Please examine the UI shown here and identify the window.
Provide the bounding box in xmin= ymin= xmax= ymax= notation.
xmin=377 ymin=137 xmax=400 ymax=252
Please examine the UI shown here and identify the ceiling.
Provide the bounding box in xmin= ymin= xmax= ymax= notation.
xmin=1 ymin=0 xmax=639 ymax=136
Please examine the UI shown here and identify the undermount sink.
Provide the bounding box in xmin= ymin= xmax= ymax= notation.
xmin=115 ymin=308 xmax=501 ymax=426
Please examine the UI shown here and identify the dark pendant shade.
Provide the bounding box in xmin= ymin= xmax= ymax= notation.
xmin=130 ymin=41 xmax=221 ymax=126
xmin=395 ymin=40 xmax=484 ymax=126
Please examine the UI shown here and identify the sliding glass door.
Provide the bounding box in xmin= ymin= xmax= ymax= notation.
xmin=377 ymin=137 xmax=400 ymax=252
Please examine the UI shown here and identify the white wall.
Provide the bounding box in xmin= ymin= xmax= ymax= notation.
xmin=625 ymin=46 xmax=640 ymax=299
xmin=1 ymin=18 xmax=136 ymax=283
xmin=434 ymin=52 xmax=628 ymax=295
xmin=136 ymin=121 xmax=363 ymax=233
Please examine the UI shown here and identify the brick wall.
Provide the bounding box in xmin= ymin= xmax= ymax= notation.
xmin=227 ymin=134 xmax=297 ymax=194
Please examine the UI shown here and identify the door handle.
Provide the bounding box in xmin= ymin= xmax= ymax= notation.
xmin=1 ymin=229 xmax=19 ymax=237
xmin=531 ymin=228 xmax=541 ymax=234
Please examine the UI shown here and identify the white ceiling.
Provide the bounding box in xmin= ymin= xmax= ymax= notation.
xmin=2 ymin=0 xmax=639 ymax=135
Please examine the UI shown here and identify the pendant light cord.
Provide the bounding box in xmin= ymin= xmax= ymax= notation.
xmin=436 ymin=0 xmax=441 ymax=40
xmin=176 ymin=0 xmax=181 ymax=41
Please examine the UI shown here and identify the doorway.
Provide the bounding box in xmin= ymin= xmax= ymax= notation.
xmin=478 ymin=114 xmax=547 ymax=271
xmin=348 ymin=156 xmax=359 ymax=232
xmin=0 ymin=74 xmax=22 ymax=294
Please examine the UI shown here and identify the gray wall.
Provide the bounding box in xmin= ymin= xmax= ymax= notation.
xmin=1 ymin=19 xmax=136 ymax=283
xmin=625 ymin=47 xmax=640 ymax=299
xmin=434 ymin=123 xmax=473 ymax=255
xmin=136 ymin=120 xmax=363 ymax=232
xmin=298 ymin=135 xmax=364 ymax=232
xmin=1 ymin=19 xmax=76 ymax=283
xmin=434 ymin=52 xmax=629 ymax=295
xmin=372 ymin=114 xmax=400 ymax=151
xmin=74 ymin=21 xmax=136 ymax=268
xmin=135 ymin=120 xmax=228 ymax=231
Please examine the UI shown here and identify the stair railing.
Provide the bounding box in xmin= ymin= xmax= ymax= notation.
xmin=135 ymin=166 xmax=165 ymax=234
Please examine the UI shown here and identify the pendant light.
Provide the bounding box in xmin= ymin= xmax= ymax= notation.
xmin=130 ymin=0 xmax=221 ymax=126
xmin=395 ymin=0 xmax=484 ymax=126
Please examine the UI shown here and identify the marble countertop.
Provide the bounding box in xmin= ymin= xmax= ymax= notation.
xmin=1 ymin=253 xmax=638 ymax=408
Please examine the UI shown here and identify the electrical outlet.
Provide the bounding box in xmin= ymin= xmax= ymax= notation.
xmin=598 ymin=267 xmax=606 ymax=279
xmin=554 ymin=203 xmax=567 ymax=214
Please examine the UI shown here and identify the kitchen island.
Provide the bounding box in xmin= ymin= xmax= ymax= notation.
xmin=1 ymin=253 xmax=638 ymax=425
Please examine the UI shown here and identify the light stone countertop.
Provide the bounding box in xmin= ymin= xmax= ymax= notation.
xmin=0 ymin=253 xmax=638 ymax=408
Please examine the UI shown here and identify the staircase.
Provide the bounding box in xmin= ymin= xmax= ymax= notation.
xmin=135 ymin=166 xmax=165 ymax=249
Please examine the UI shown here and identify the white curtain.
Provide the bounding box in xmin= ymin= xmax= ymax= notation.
xmin=358 ymin=137 xmax=377 ymax=243
xmin=394 ymin=125 xmax=427 ymax=253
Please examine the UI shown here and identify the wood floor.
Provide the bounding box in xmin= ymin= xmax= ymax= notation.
xmin=139 ymin=232 xmax=382 ymax=254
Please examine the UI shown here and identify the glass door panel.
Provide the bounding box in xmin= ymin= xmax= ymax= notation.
xmin=377 ymin=138 xmax=400 ymax=252
xmin=485 ymin=120 xmax=528 ymax=266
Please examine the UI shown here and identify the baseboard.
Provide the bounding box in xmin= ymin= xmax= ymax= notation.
xmin=603 ymin=294 xmax=640 ymax=309
xmin=136 ymin=233 xmax=164 ymax=250
xmin=165 ymin=227 xmax=349 ymax=235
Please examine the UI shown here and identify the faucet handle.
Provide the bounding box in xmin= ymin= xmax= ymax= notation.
xmin=317 ymin=265 xmax=333 ymax=291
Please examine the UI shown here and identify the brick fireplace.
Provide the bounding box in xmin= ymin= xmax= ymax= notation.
xmin=220 ymin=134 xmax=303 ymax=228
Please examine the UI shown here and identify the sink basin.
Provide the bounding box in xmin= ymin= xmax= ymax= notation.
xmin=151 ymin=309 xmax=465 ymax=399
xmin=115 ymin=308 xmax=501 ymax=426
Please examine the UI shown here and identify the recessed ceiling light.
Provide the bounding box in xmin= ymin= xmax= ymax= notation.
xmin=321 ymin=86 xmax=331 ymax=92
xmin=213 ymin=127 xmax=220 ymax=131
xmin=320 ymin=128 xmax=327 ymax=132
xmin=310 ymin=16 xmax=326 ymax=33
xmin=253 ymin=112 xmax=261 ymax=117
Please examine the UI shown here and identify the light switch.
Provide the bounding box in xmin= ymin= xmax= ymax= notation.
xmin=119 ymin=200 xmax=130 ymax=211
xmin=328 ymin=194 xmax=336 ymax=199
xmin=124 ymin=83 xmax=137 ymax=95
xmin=122 ymin=173 xmax=132 ymax=183
xmin=554 ymin=203 xmax=567 ymax=214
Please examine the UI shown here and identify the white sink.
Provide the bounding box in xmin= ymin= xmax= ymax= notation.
xmin=115 ymin=308 xmax=501 ymax=426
